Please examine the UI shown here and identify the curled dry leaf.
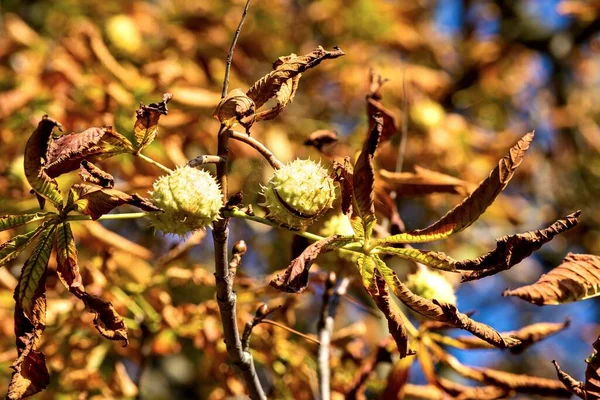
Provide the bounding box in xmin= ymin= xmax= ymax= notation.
xmin=134 ymin=92 xmax=173 ymax=152
xmin=55 ymin=222 xmax=128 ymax=344
xmin=270 ymin=235 xmax=353 ymax=293
xmin=503 ymin=253 xmax=600 ymax=305
xmin=353 ymin=114 xmax=383 ymax=239
xmin=45 ymin=126 xmax=134 ymax=178
xmin=378 ymin=132 xmax=534 ymax=245
xmin=454 ymin=319 xmax=570 ymax=354
xmin=79 ymin=160 xmax=114 ymax=188
xmin=585 ymin=336 xmax=600 ymax=399
xmin=460 ymin=211 xmax=581 ymax=282
xmin=332 ymin=157 xmax=354 ymax=216
xmin=212 ymin=88 xmax=255 ymax=131
xmin=8 ymin=224 xmax=56 ymax=400
xmin=254 ymin=62 xmax=300 ymax=121
xmin=68 ymin=183 xmax=160 ymax=220
xmin=366 ymin=68 xmax=398 ymax=143
xmin=24 ymin=116 xmax=64 ymax=208
xmin=552 ymin=360 xmax=585 ymax=398
xmin=379 ymin=166 xmax=474 ymax=197
xmin=247 ymin=46 xmax=345 ymax=110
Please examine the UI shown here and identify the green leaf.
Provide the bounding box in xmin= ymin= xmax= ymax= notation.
xmin=16 ymin=224 xmax=55 ymax=319
xmin=134 ymin=93 xmax=172 ymax=152
xmin=0 ymin=222 xmax=54 ymax=268
xmin=357 ymin=254 xmax=377 ymax=293
xmin=24 ymin=116 xmax=64 ymax=208
xmin=349 ymin=215 xmax=365 ymax=242
xmin=375 ymin=132 xmax=534 ymax=245
xmin=0 ymin=213 xmax=51 ymax=232
xmin=377 ymin=247 xmax=458 ymax=272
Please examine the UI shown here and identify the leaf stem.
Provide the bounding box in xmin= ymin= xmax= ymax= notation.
xmin=65 ymin=212 xmax=147 ymax=222
xmin=230 ymin=130 xmax=284 ymax=169
xmin=137 ymin=153 xmax=173 ymax=173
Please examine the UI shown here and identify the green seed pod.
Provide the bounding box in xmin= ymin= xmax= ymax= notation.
xmin=406 ymin=266 xmax=456 ymax=305
xmin=261 ymin=159 xmax=336 ymax=230
xmin=147 ymin=166 xmax=222 ymax=235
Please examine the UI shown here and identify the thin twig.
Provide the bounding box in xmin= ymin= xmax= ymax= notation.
xmin=395 ymin=69 xmax=409 ymax=175
xmin=241 ymin=303 xmax=281 ymax=351
xmin=222 ymin=0 xmax=251 ymax=98
xmin=261 ymin=319 xmax=321 ymax=345
xmin=187 ymin=155 xmax=224 ymax=167
xmin=317 ymin=273 xmax=350 ymax=400
xmin=136 ymin=153 xmax=173 ymax=173
xmin=230 ymin=130 xmax=284 ymax=169
xmin=211 ymin=1 xmax=265 ymax=398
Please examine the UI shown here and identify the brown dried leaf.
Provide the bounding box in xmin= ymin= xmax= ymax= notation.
xmin=270 ymin=235 xmax=353 ymax=293
xmin=379 ymin=166 xmax=474 ymax=197
xmin=353 ymin=114 xmax=382 ymax=239
xmin=55 ymin=222 xmax=128 ymax=344
xmin=379 ymin=132 xmax=534 ymax=244
xmin=79 ymin=160 xmax=114 ymax=188
xmin=212 ymin=88 xmax=255 ymax=131
xmin=436 ymin=377 xmax=511 ymax=400
xmin=332 ymin=157 xmax=354 ymax=215
xmin=367 ymin=263 xmax=414 ymax=358
xmin=134 ymin=93 xmax=172 ymax=152
xmin=345 ymin=340 xmax=392 ymax=400
xmin=367 ymin=69 xmax=398 ymax=143
xmin=552 ymin=360 xmax=585 ymax=398
xmin=454 ymin=320 xmax=570 ymax=354
xmin=8 ymin=224 xmax=56 ymax=400
xmin=503 ymin=253 xmax=600 ymax=305
xmin=585 ymin=337 xmax=600 ymax=399
xmin=68 ymin=184 xmax=160 ymax=220
xmin=247 ymin=46 xmax=344 ymax=110
xmin=460 ymin=212 xmax=581 ymax=282
xmin=24 ymin=116 xmax=64 ymax=208
xmin=304 ymin=129 xmax=339 ymax=155
xmin=254 ymin=69 xmax=300 ymax=121
xmin=45 ymin=126 xmax=134 ymax=178
xmin=381 ymin=267 xmax=519 ymax=349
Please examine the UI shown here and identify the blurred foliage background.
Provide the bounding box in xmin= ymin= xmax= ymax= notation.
xmin=0 ymin=0 xmax=599 ymax=399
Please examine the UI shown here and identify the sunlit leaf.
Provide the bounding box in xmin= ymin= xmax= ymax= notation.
xmin=0 ymin=214 xmax=50 ymax=232
xmin=460 ymin=211 xmax=580 ymax=282
xmin=552 ymin=360 xmax=585 ymax=399
xmin=377 ymin=247 xmax=457 ymax=272
xmin=213 ymin=88 xmax=255 ymax=130
xmin=254 ymin=63 xmax=300 ymax=121
xmin=134 ymin=93 xmax=173 ymax=152
xmin=67 ymin=183 xmax=160 ymax=220
xmin=24 ymin=116 xmax=63 ymax=208
xmin=376 ymin=132 xmax=534 ymax=245
xmin=45 ymin=126 xmax=134 ymax=178
xmin=504 ymin=253 xmax=600 ymax=305
xmin=379 ymin=166 xmax=474 ymax=197
xmin=55 ymin=222 xmax=128 ymax=344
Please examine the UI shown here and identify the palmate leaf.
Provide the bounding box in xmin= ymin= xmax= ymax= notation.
xmin=375 ymin=132 xmax=534 ymax=245
xmin=0 ymin=221 xmax=55 ymax=268
xmin=67 ymin=183 xmax=160 ymax=220
xmin=55 ymin=222 xmax=128 ymax=343
xmin=24 ymin=116 xmax=64 ymax=208
xmin=353 ymin=114 xmax=383 ymax=240
xmin=8 ymin=224 xmax=56 ymax=400
xmin=374 ymin=259 xmax=520 ymax=349
xmin=45 ymin=126 xmax=134 ymax=178
xmin=134 ymin=93 xmax=172 ymax=152
xmin=270 ymin=235 xmax=354 ymax=293
xmin=503 ymin=253 xmax=600 ymax=305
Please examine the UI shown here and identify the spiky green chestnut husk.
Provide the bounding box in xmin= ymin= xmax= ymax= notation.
xmin=261 ymin=159 xmax=336 ymax=230
xmin=147 ymin=166 xmax=221 ymax=235
xmin=406 ymin=267 xmax=456 ymax=305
